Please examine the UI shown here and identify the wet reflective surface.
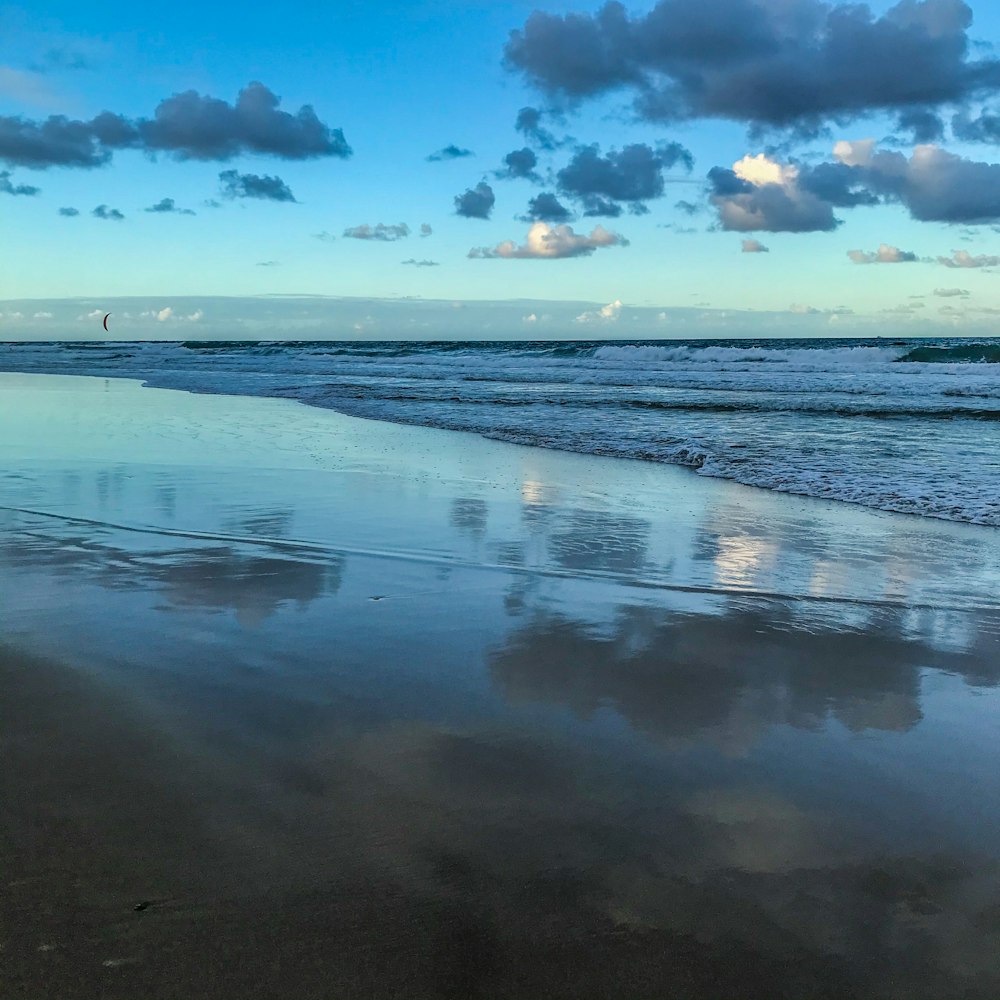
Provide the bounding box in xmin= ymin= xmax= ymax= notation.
xmin=2 ymin=375 xmax=1000 ymax=999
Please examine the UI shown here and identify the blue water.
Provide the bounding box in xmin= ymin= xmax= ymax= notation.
xmin=3 ymin=337 xmax=1000 ymax=525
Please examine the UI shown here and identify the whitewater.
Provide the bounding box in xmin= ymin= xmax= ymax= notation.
xmin=3 ymin=337 xmax=1000 ymax=525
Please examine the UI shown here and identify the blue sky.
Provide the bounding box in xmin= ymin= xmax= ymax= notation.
xmin=4 ymin=0 xmax=1000 ymax=339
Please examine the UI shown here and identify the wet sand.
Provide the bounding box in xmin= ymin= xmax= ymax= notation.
xmin=2 ymin=373 xmax=999 ymax=999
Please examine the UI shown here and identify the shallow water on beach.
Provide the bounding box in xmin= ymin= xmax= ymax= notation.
xmin=5 ymin=336 xmax=1000 ymax=525
xmin=2 ymin=375 xmax=1000 ymax=999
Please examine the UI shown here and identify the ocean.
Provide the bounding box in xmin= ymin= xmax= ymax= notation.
xmin=4 ymin=336 xmax=1000 ymax=525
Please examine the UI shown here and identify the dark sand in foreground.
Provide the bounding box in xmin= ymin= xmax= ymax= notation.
xmin=2 ymin=374 xmax=1000 ymax=999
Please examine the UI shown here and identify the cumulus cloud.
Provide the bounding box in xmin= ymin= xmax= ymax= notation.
xmin=92 ymin=204 xmax=123 ymax=220
xmin=312 ymin=231 xmax=336 ymax=242
xmin=454 ymin=181 xmax=495 ymax=219
xmin=0 ymin=81 xmax=350 ymax=169
xmin=219 ymin=169 xmax=296 ymax=202
xmin=711 ymin=141 xmax=1000 ymax=231
xmin=557 ymin=142 xmax=692 ymax=216
xmin=934 ymin=287 xmax=969 ymax=296
xmin=156 ymin=307 xmax=173 ymax=322
xmin=144 ymin=196 xmax=195 ymax=215
xmin=829 ymin=140 xmax=1000 ymax=224
xmin=401 ymin=258 xmax=440 ymax=267
xmin=140 ymin=82 xmax=350 ymax=161
xmin=58 ymin=206 xmax=79 ymax=216
xmin=937 ymin=249 xmax=1000 ymax=268
xmin=496 ymin=147 xmax=539 ymax=181
xmin=895 ymin=107 xmax=945 ymax=144
xmin=952 ymin=107 xmax=1000 ymax=143
xmin=575 ymin=298 xmax=623 ymax=323
xmin=426 ymin=144 xmax=473 ymax=161
xmin=709 ymin=153 xmax=838 ymax=232
xmin=522 ymin=192 xmax=574 ymax=222
xmin=343 ymin=222 xmax=410 ymax=241
xmin=0 ymin=170 xmax=38 ymax=195
xmin=741 ymin=238 xmax=769 ymax=253
xmin=514 ymin=106 xmax=562 ymax=150
xmin=420 ymin=223 xmax=432 ymax=237
xmin=847 ymin=243 xmax=917 ymax=264
xmin=468 ymin=221 xmax=628 ymax=259
xmin=504 ymin=0 xmax=1000 ymax=133
xmin=0 ymin=110 xmax=133 ymax=168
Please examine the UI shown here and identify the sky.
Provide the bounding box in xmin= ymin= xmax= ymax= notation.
xmin=4 ymin=0 xmax=1000 ymax=339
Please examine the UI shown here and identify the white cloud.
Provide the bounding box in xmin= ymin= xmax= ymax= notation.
xmin=575 ymin=299 xmax=623 ymax=323
xmin=522 ymin=313 xmax=538 ymax=323
xmin=32 ymin=311 xmax=53 ymax=319
xmin=741 ymin=238 xmax=769 ymax=253
xmin=933 ymin=288 xmax=969 ymax=297
xmin=157 ymin=307 xmax=173 ymax=322
xmin=937 ymin=250 xmax=1000 ymax=268
xmin=733 ymin=153 xmax=795 ymax=187
xmin=847 ymin=244 xmax=917 ymax=264
xmin=468 ymin=222 xmax=628 ymax=259
xmin=832 ymin=139 xmax=877 ymax=168
xmin=187 ymin=309 xmax=204 ymax=321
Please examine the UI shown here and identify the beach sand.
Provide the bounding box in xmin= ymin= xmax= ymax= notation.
xmin=2 ymin=373 xmax=999 ymax=999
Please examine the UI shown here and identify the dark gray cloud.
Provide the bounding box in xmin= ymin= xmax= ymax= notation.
xmin=504 ymin=0 xmax=1000 ymax=132
xmin=57 ymin=206 xmax=78 ymax=216
xmin=934 ymin=287 xmax=969 ymax=296
xmin=522 ymin=192 xmax=574 ymax=222
xmin=675 ymin=199 xmax=700 ymax=215
xmin=556 ymin=142 xmax=692 ymax=216
xmin=92 ymin=204 xmax=124 ymax=220
xmin=419 ymin=223 xmax=433 ymax=237
xmin=426 ymin=144 xmax=473 ymax=161
xmin=0 ymin=111 xmax=135 ymax=168
xmin=0 ymin=170 xmax=39 ymax=195
xmin=952 ymin=107 xmax=1000 ymax=143
xmin=0 ymin=81 xmax=349 ymax=169
xmin=831 ymin=141 xmax=1000 ymax=224
xmin=256 ymin=260 xmax=280 ymax=267
xmin=312 ymin=230 xmax=336 ymax=242
xmin=710 ymin=142 xmax=1000 ymax=232
xmin=514 ymin=106 xmax=562 ymax=150
xmin=401 ymin=258 xmax=440 ymax=267
xmin=219 ymin=169 xmax=297 ymax=202
xmin=343 ymin=223 xmax=410 ymax=241
xmin=144 ymin=197 xmax=195 ymax=215
xmin=140 ymin=82 xmax=350 ymax=161
xmin=496 ymin=147 xmax=539 ymax=181
xmin=894 ymin=108 xmax=945 ymax=144
xmin=454 ymin=181 xmax=495 ymax=219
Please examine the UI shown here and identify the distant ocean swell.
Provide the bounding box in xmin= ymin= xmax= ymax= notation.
xmin=2 ymin=337 xmax=1000 ymax=526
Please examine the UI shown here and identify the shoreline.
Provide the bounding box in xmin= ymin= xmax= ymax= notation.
xmin=2 ymin=372 xmax=1000 ymax=998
